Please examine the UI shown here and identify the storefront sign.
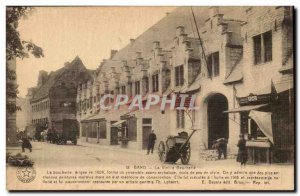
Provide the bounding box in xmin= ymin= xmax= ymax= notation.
xmin=238 ymin=94 xmax=270 ymax=106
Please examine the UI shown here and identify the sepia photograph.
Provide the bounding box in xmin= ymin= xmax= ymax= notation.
xmin=5 ymin=5 xmax=294 ymax=191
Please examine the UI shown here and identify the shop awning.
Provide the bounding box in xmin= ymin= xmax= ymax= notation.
xmin=272 ymin=74 xmax=293 ymax=94
xmin=81 ymin=113 xmax=105 ymax=122
xmin=249 ymin=110 xmax=273 ymax=144
xmin=224 ymin=104 xmax=268 ymax=113
xmin=111 ymin=120 xmax=126 ymax=127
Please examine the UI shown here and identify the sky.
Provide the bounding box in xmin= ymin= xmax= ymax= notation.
xmin=16 ymin=6 xmax=175 ymax=97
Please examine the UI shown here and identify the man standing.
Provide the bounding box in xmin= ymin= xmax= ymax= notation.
xmin=237 ymin=134 xmax=247 ymax=166
xmin=147 ymin=130 xmax=156 ymax=155
xmin=213 ymin=138 xmax=228 ymax=160
xmin=21 ymin=136 xmax=32 ymax=152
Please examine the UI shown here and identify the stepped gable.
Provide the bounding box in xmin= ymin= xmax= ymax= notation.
xmin=100 ymin=7 xmax=246 ymax=76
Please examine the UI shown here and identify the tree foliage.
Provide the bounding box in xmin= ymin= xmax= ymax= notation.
xmin=6 ymin=7 xmax=44 ymax=114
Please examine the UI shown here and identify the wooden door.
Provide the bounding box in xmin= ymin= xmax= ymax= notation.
xmin=142 ymin=126 xmax=152 ymax=149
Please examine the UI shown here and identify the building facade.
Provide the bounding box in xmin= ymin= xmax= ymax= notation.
xmin=27 ymin=56 xmax=92 ymax=133
xmin=76 ymin=7 xmax=294 ymax=162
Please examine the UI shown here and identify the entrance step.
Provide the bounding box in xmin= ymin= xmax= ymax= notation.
xmin=199 ymin=150 xmax=237 ymax=161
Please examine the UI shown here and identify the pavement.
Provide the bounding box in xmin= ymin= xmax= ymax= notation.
xmin=6 ymin=141 xmax=294 ymax=169
xmin=7 ymin=141 xmax=162 ymax=167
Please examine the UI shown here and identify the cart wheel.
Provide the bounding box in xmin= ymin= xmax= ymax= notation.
xmin=158 ymin=141 xmax=166 ymax=162
xmin=180 ymin=143 xmax=191 ymax=165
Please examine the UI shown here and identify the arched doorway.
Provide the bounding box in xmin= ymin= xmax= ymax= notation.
xmin=207 ymin=93 xmax=229 ymax=149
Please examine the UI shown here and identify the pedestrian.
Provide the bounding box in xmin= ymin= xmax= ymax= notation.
xmin=237 ymin=134 xmax=247 ymax=166
xmin=21 ymin=136 xmax=32 ymax=153
xmin=51 ymin=127 xmax=58 ymax=144
xmin=147 ymin=130 xmax=156 ymax=155
xmin=47 ymin=128 xmax=52 ymax=143
xmin=213 ymin=138 xmax=228 ymax=160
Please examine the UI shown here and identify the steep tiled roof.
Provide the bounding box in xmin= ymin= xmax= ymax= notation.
xmin=31 ymin=67 xmax=65 ymax=101
xmin=31 ymin=56 xmax=90 ymax=102
xmin=223 ymin=60 xmax=243 ymax=84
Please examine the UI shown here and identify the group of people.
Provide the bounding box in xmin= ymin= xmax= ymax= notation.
xmin=16 ymin=131 xmax=33 ymax=153
xmin=212 ymin=134 xmax=247 ymax=165
xmin=146 ymin=130 xmax=248 ymax=165
xmin=19 ymin=127 xmax=61 ymax=153
xmin=45 ymin=128 xmax=59 ymax=144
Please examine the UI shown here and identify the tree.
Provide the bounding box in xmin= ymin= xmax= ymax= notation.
xmin=6 ymin=6 xmax=44 ymax=114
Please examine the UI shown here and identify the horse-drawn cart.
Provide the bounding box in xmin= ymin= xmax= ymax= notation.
xmin=158 ymin=130 xmax=197 ymax=164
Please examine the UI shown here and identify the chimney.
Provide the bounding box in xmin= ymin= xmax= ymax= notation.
xmin=209 ymin=6 xmax=220 ymax=18
xmin=130 ymin=39 xmax=135 ymax=45
xmin=176 ymin=26 xmax=185 ymax=37
xmin=136 ymin=52 xmax=142 ymax=59
xmin=184 ymin=40 xmax=191 ymax=50
xmin=64 ymin=62 xmax=71 ymax=67
xmin=37 ymin=70 xmax=48 ymax=88
xmin=136 ymin=52 xmax=143 ymax=65
xmin=26 ymin=87 xmax=36 ymax=98
xmin=153 ymin=41 xmax=160 ymax=49
xmin=158 ymin=54 xmax=166 ymax=62
xmin=122 ymin=60 xmax=127 ymax=67
xmin=110 ymin=50 xmax=118 ymax=59
xmin=111 ymin=67 xmax=116 ymax=73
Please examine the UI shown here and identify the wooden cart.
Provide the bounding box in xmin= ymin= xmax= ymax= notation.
xmin=158 ymin=130 xmax=197 ymax=164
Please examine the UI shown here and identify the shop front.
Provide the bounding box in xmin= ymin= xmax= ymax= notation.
xmin=111 ymin=114 xmax=137 ymax=149
xmin=270 ymin=74 xmax=294 ymax=163
xmin=225 ymin=73 xmax=294 ymax=164
xmin=225 ymin=91 xmax=273 ymax=164
xmin=80 ymin=114 xmax=107 ymax=144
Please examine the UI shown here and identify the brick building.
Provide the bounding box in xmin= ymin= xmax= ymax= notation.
xmin=76 ymin=7 xmax=294 ymax=162
xmin=27 ymin=56 xmax=92 ymax=132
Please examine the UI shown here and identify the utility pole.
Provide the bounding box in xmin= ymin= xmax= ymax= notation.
xmin=190 ymin=6 xmax=212 ymax=80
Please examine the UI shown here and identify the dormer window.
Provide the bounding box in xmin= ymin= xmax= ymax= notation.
xmin=188 ymin=60 xmax=201 ymax=84
xmin=207 ymin=52 xmax=219 ymax=78
xmin=152 ymin=74 xmax=159 ymax=92
xmin=135 ymin=81 xmax=140 ymax=95
xmin=127 ymin=83 xmax=132 ymax=96
xmin=121 ymin=86 xmax=126 ymax=95
xmin=175 ymin=65 xmax=184 ymax=86
xmin=142 ymin=77 xmax=149 ymax=94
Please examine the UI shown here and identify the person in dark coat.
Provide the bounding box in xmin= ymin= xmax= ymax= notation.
xmin=213 ymin=138 xmax=228 ymax=160
xmin=47 ymin=128 xmax=52 ymax=143
xmin=21 ymin=137 xmax=32 ymax=152
xmin=147 ymin=130 xmax=156 ymax=155
xmin=237 ymin=134 xmax=247 ymax=165
xmin=51 ymin=127 xmax=58 ymax=144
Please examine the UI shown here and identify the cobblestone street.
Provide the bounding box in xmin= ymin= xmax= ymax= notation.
xmin=6 ymin=141 xmax=235 ymax=168
xmin=7 ymin=141 xmax=293 ymax=170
